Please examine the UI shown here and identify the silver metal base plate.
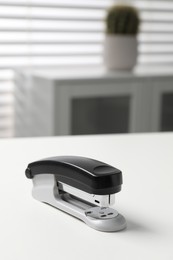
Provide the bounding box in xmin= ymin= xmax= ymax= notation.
xmin=32 ymin=174 xmax=127 ymax=232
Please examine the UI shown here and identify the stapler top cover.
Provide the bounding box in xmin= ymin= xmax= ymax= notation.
xmin=25 ymin=156 xmax=122 ymax=195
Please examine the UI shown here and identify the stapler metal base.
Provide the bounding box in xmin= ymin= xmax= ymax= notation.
xmin=32 ymin=174 xmax=126 ymax=232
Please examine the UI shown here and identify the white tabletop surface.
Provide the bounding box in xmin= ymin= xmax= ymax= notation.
xmin=0 ymin=133 xmax=173 ymax=260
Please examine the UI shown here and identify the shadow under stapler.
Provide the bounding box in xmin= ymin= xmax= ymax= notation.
xmin=122 ymin=218 xmax=154 ymax=233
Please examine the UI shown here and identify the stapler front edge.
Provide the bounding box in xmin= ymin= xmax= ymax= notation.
xmin=25 ymin=156 xmax=126 ymax=232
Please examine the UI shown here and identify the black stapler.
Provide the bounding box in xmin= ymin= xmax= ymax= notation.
xmin=25 ymin=156 xmax=126 ymax=232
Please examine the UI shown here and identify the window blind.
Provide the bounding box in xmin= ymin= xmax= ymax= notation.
xmin=0 ymin=0 xmax=173 ymax=137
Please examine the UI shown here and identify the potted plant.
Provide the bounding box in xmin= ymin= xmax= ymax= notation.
xmin=104 ymin=5 xmax=140 ymax=70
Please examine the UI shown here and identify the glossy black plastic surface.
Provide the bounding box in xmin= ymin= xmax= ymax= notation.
xmin=25 ymin=156 xmax=122 ymax=195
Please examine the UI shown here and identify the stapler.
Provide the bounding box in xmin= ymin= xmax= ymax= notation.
xmin=25 ymin=156 xmax=126 ymax=232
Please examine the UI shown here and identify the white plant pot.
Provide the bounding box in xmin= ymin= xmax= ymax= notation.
xmin=104 ymin=35 xmax=138 ymax=70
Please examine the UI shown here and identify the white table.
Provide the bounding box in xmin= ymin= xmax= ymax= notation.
xmin=0 ymin=133 xmax=173 ymax=259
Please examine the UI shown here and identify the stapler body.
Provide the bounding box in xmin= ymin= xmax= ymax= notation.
xmin=25 ymin=156 xmax=126 ymax=232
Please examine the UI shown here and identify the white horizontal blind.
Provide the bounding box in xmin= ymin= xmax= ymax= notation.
xmin=0 ymin=0 xmax=173 ymax=137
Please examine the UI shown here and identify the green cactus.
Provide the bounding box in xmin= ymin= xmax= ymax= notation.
xmin=106 ymin=5 xmax=140 ymax=35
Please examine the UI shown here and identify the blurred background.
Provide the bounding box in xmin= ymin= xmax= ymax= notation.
xmin=0 ymin=0 xmax=173 ymax=138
